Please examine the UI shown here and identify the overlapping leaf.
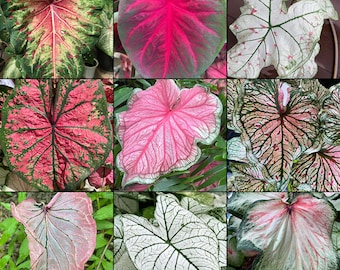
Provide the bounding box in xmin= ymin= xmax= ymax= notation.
xmin=122 ymin=194 xmax=220 ymax=270
xmin=116 ymin=80 xmax=222 ymax=188
xmin=292 ymin=144 xmax=340 ymax=191
xmin=118 ymin=0 xmax=226 ymax=78
xmin=11 ymin=193 xmax=96 ymax=270
xmin=1 ymin=79 xmax=112 ymax=191
xmin=227 ymin=0 xmax=338 ymax=78
xmin=237 ymin=194 xmax=337 ymax=270
xmin=238 ymin=80 xmax=320 ymax=189
xmin=1 ymin=0 xmax=103 ymax=78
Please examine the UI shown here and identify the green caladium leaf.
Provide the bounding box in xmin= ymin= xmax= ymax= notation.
xmin=122 ymin=194 xmax=220 ymax=269
xmin=237 ymin=194 xmax=337 ymax=270
xmin=228 ymin=0 xmax=338 ymax=78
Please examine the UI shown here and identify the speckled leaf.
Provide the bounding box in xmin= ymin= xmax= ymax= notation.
xmin=11 ymin=192 xmax=96 ymax=270
xmin=323 ymin=85 xmax=340 ymax=144
xmin=1 ymin=0 xmax=103 ymax=78
xmin=117 ymin=80 xmax=222 ymax=188
xmin=122 ymin=194 xmax=219 ymax=269
xmin=118 ymin=0 xmax=226 ymax=78
xmin=1 ymin=80 xmax=112 ymax=191
xmin=228 ymin=0 xmax=338 ymax=78
xmin=238 ymin=194 xmax=337 ymax=270
xmin=238 ymin=80 xmax=320 ymax=190
xmin=292 ymin=144 xmax=340 ymax=191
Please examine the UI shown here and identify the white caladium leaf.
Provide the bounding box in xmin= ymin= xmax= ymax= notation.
xmin=237 ymin=80 xmax=320 ymax=189
xmin=122 ymin=194 xmax=219 ymax=270
xmin=237 ymin=194 xmax=337 ymax=270
xmin=227 ymin=137 xmax=247 ymax=163
xmin=226 ymin=79 xmax=244 ymax=132
xmin=114 ymin=215 xmax=125 ymax=263
xmin=228 ymin=0 xmax=338 ymax=78
xmin=292 ymin=144 xmax=340 ymax=191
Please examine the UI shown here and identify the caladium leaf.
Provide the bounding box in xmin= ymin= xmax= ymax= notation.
xmin=1 ymin=0 xmax=103 ymax=78
xmin=237 ymin=194 xmax=337 ymax=270
xmin=1 ymin=79 xmax=112 ymax=191
xmin=117 ymin=0 xmax=226 ymax=78
xmin=292 ymin=144 xmax=340 ymax=191
xmin=11 ymin=192 xmax=96 ymax=270
xmin=227 ymin=0 xmax=338 ymax=78
xmin=237 ymin=80 xmax=320 ymax=189
xmin=122 ymin=194 xmax=220 ymax=269
xmin=116 ymin=80 xmax=222 ymax=188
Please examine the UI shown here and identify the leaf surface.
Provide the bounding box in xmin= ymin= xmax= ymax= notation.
xmin=118 ymin=0 xmax=226 ymax=78
xmin=117 ymin=80 xmax=222 ymax=188
xmin=227 ymin=0 xmax=338 ymax=78
xmin=2 ymin=0 xmax=103 ymax=78
xmin=11 ymin=192 xmax=96 ymax=270
xmin=1 ymin=80 xmax=112 ymax=190
xmin=122 ymin=194 xmax=219 ymax=270
xmin=237 ymin=194 xmax=337 ymax=270
xmin=323 ymin=84 xmax=340 ymax=145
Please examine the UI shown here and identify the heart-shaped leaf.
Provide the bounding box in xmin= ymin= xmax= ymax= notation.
xmin=227 ymin=0 xmax=338 ymax=78
xmin=116 ymin=80 xmax=222 ymax=188
xmin=237 ymin=194 xmax=337 ymax=270
xmin=1 ymin=0 xmax=103 ymax=78
xmin=237 ymin=80 xmax=320 ymax=189
xmin=11 ymin=192 xmax=96 ymax=270
xmin=1 ymin=79 xmax=112 ymax=191
xmin=117 ymin=0 xmax=226 ymax=78
xmin=122 ymin=194 xmax=219 ymax=269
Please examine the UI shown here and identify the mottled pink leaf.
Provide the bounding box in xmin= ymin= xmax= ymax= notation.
xmin=88 ymin=150 xmax=114 ymax=188
xmin=1 ymin=0 xmax=103 ymax=78
xmin=11 ymin=193 xmax=96 ymax=270
xmin=238 ymin=194 xmax=337 ymax=270
xmin=117 ymin=80 xmax=222 ymax=188
xmin=1 ymin=80 xmax=112 ymax=191
xmin=117 ymin=0 xmax=226 ymax=78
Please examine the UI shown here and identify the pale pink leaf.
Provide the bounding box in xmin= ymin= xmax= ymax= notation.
xmin=238 ymin=194 xmax=337 ymax=270
xmin=117 ymin=80 xmax=222 ymax=188
xmin=11 ymin=193 xmax=96 ymax=270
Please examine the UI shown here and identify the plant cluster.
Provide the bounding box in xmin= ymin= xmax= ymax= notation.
xmin=115 ymin=192 xmax=226 ymax=269
xmin=227 ymin=79 xmax=339 ymax=191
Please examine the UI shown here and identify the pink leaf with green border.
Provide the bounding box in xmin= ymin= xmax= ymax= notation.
xmin=1 ymin=80 xmax=112 ymax=191
xmin=2 ymin=0 xmax=103 ymax=78
xmin=292 ymin=144 xmax=340 ymax=191
xmin=237 ymin=194 xmax=337 ymax=270
xmin=228 ymin=0 xmax=338 ymax=78
xmin=11 ymin=192 xmax=96 ymax=270
xmin=117 ymin=0 xmax=226 ymax=78
xmin=117 ymin=80 xmax=222 ymax=188
xmin=238 ymin=80 xmax=320 ymax=189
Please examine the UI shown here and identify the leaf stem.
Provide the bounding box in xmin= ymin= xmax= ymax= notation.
xmin=95 ymin=235 xmax=113 ymax=270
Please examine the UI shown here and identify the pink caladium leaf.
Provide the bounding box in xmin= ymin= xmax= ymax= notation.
xmin=11 ymin=192 xmax=96 ymax=270
xmin=117 ymin=80 xmax=222 ymax=188
xmin=237 ymin=80 xmax=320 ymax=190
xmin=228 ymin=0 xmax=338 ymax=78
xmin=323 ymin=84 xmax=340 ymax=145
xmin=88 ymin=150 xmax=114 ymax=188
xmin=292 ymin=144 xmax=340 ymax=191
xmin=1 ymin=0 xmax=103 ymax=78
xmin=1 ymin=80 xmax=112 ymax=191
xmin=237 ymin=194 xmax=337 ymax=270
xmin=117 ymin=0 xmax=226 ymax=78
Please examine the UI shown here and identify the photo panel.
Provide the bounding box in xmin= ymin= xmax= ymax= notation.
xmin=114 ymin=79 xmax=226 ymax=192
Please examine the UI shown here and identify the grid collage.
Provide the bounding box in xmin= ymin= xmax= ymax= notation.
xmin=227 ymin=1 xmax=340 ymax=270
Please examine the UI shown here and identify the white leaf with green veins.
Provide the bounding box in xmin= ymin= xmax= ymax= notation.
xmin=228 ymin=0 xmax=338 ymax=78
xmin=122 ymin=194 xmax=219 ymax=270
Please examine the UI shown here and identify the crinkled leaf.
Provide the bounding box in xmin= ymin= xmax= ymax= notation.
xmin=238 ymin=80 xmax=320 ymax=190
xmin=237 ymin=194 xmax=337 ymax=270
xmin=11 ymin=193 xmax=96 ymax=270
xmin=117 ymin=0 xmax=226 ymax=78
xmin=292 ymin=144 xmax=340 ymax=191
xmin=228 ymin=0 xmax=338 ymax=78
xmin=122 ymin=194 xmax=219 ymax=269
xmin=117 ymin=80 xmax=222 ymax=188
xmin=226 ymin=79 xmax=244 ymax=132
xmin=1 ymin=0 xmax=103 ymax=78
xmin=1 ymin=80 xmax=112 ymax=191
